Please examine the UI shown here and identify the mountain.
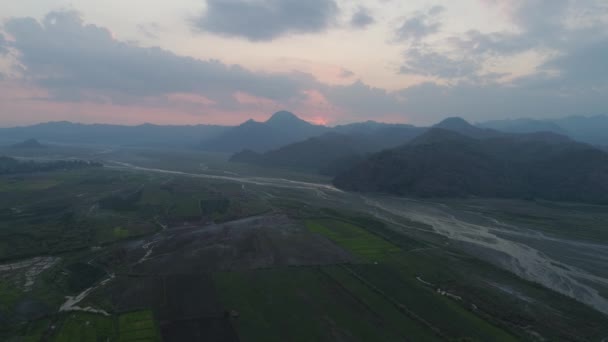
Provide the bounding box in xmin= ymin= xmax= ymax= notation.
xmin=230 ymin=125 xmax=426 ymax=175
xmin=10 ymin=139 xmax=46 ymax=149
xmin=334 ymin=120 xmax=608 ymax=204
xmin=478 ymin=115 xmax=608 ymax=146
xmin=478 ymin=118 xmax=566 ymax=135
xmin=202 ymin=111 xmax=328 ymax=153
xmin=0 ymin=122 xmax=228 ymax=147
xmin=435 ymin=117 xmax=502 ymax=139
xmin=554 ymin=115 xmax=608 ymax=146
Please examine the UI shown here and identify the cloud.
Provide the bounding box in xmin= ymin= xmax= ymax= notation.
xmin=2 ymin=5 xmax=608 ymax=127
xmin=322 ymin=80 xmax=404 ymax=118
xmin=339 ymin=68 xmax=355 ymax=78
xmin=350 ymin=7 xmax=375 ymax=29
xmin=399 ymin=48 xmax=478 ymax=79
xmin=398 ymin=78 xmax=608 ymax=124
xmin=3 ymin=11 xmax=316 ymax=106
xmin=543 ymin=37 xmax=608 ymax=86
xmin=0 ymin=33 xmax=8 ymax=55
xmin=389 ymin=1 xmax=608 ymax=122
xmin=2 ymin=10 xmax=408 ymax=123
xmin=192 ymin=0 xmax=339 ymax=41
xmin=137 ymin=22 xmax=163 ymax=40
xmin=395 ymin=6 xmax=444 ymax=42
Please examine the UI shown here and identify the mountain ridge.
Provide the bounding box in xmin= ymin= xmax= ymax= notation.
xmin=334 ymin=120 xmax=608 ymax=204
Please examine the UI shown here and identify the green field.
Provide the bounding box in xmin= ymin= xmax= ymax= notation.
xmin=48 ymin=311 xmax=161 ymax=342
xmin=215 ymin=267 xmax=440 ymax=342
xmin=306 ymin=219 xmax=401 ymax=261
xmin=320 ymin=266 xmax=441 ymax=340
xmin=118 ymin=311 xmax=161 ymax=341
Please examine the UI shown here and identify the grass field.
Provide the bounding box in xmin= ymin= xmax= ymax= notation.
xmin=52 ymin=313 xmax=115 ymax=342
xmin=320 ymin=265 xmax=440 ymax=340
xmin=214 ymin=267 xmax=439 ymax=342
xmin=118 ymin=310 xmax=161 ymax=341
xmin=347 ymin=262 xmax=516 ymax=341
xmin=306 ymin=219 xmax=402 ymax=261
xmin=49 ymin=310 xmax=161 ymax=342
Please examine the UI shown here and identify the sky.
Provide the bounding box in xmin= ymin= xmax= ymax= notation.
xmin=0 ymin=0 xmax=607 ymax=127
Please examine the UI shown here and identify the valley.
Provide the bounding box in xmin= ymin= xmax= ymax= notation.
xmin=1 ymin=145 xmax=607 ymax=341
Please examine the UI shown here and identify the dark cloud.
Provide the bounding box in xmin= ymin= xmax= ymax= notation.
xmin=350 ymin=7 xmax=375 ymax=29
xmin=3 ymin=11 xmax=316 ymax=105
xmin=395 ymin=6 xmax=444 ymax=42
xmin=192 ymin=0 xmax=339 ymax=41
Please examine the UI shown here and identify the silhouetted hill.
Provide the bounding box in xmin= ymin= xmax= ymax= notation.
xmin=479 ymin=115 xmax=608 ymax=146
xmin=479 ymin=118 xmax=566 ymax=135
xmin=333 ymin=121 xmax=413 ymax=134
xmin=555 ymin=115 xmax=608 ymax=146
xmin=0 ymin=122 xmax=228 ymax=147
xmin=230 ymin=125 xmax=425 ymax=174
xmin=435 ymin=117 xmax=502 ymax=139
xmin=202 ymin=111 xmax=328 ymax=153
xmin=11 ymin=139 xmax=46 ymax=149
xmin=334 ymin=122 xmax=608 ymax=204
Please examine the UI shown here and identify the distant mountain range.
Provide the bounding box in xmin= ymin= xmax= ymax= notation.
xmin=334 ymin=118 xmax=608 ymax=204
xmin=201 ymin=111 xmax=329 ymax=153
xmin=0 ymin=121 xmax=228 ymax=147
xmin=478 ymin=115 xmax=608 ymax=146
xmin=2 ymin=112 xmax=606 ymax=151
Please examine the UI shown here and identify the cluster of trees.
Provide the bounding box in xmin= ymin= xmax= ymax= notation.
xmin=0 ymin=156 xmax=102 ymax=175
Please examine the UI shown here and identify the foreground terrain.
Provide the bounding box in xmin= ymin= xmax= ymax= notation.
xmin=1 ymin=146 xmax=607 ymax=341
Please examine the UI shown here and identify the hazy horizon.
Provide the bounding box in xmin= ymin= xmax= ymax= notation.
xmin=1 ymin=110 xmax=607 ymax=130
xmin=1 ymin=1 xmax=607 ymax=127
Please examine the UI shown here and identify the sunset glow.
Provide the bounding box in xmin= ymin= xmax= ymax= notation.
xmin=0 ymin=1 xmax=606 ymax=126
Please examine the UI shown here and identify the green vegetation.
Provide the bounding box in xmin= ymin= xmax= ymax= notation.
xmin=345 ymin=262 xmax=516 ymax=341
xmin=321 ymin=266 xmax=440 ymax=340
xmin=15 ymin=318 xmax=51 ymax=342
xmin=1 ymin=147 xmax=607 ymax=341
xmin=215 ymin=267 xmax=437 ymax=342
xmin=118 ymin=310 xmax=161 ymax=341
xmin=52 ymin=313 xmax=115 ymax=342
xmin=47 ymin=310 xmax=161 ymax=342
xmin=306 ymin=219 xmax=401 ymax=261
xmin=0 ymin=156 xmax=101 ymax=175
xmin=0 ymin=280 xmax=22 ymax=312
xmin=334 ymin=122 xmax=608 ymax=204
xmin=65 ymin=262 xmax=106 ymax=293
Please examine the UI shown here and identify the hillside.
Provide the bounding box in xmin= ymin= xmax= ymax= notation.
xmin=334 ymin=123 xmax=608 ymax=204
xmin=202 ymin=111 xmax=328 ymax=153
xmin=230 ymin=125 xmax=425 ymax=174
xmin=479 ymin=115 xmax=608 ymax=146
